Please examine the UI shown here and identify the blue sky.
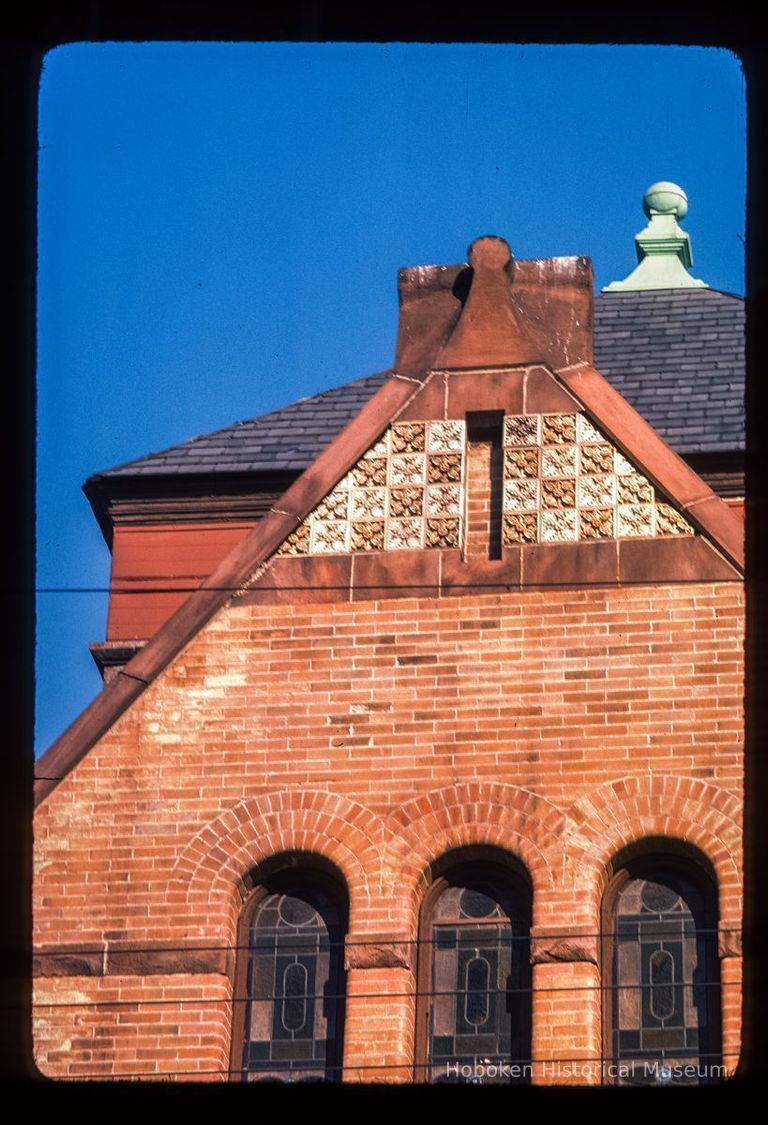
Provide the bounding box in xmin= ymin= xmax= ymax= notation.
xmin=36 ymin=42 xmax=746 ymax=754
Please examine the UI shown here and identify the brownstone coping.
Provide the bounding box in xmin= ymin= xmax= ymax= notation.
xmin=35 ymin=298 xmax=744 ymax=807
xmin=33 ymin=940 xmax=233 ymax=980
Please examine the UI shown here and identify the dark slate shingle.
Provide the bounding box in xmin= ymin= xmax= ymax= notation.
xmin=592 ymin=288 xmax=744 ymax=454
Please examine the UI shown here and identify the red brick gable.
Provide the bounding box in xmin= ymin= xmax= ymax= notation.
xmin=35 ymin=236 xmax=742 ymax=806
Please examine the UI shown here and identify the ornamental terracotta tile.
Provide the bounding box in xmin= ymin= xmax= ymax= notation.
xmin=541 ymin=444 xmax=577 ymax=479
xmin=504 ymin=414 xmax=540 ymax=447
xmin=428 ymin=453 xmax=463 ymax=484
xmin=614 ymin=450 xmax=635 ymax=476
xmin=503 ymin=512 xmax=538 ymax=545
xmin=578 ymin=473 xmax=616 ymax=509
xmin=425 ymin=518 xmax=460 ymax=548
xmin=389 ymin=452 xmax=426 ymax=487
xmin=428 ymin=420 xmax=465 ymax=452
xmin=540 ymin=508 xmax=578 ymax=542
xmin=391 ymin=421 xmax=426 ymax=453
xmin=363 ymin=434 xmax=390 ymax=460
xmin=541 ymin=414 xmax=577 ymax=445
xmin=617 ymin=473 xmax=654 ymax=506
xmin=577 ymin=414 xmax=606 ymax=444
xmin=425 ymin=484 xmax=461 ymax=518
xmin=277 ymin=523 xmax=310 ymax=556
xmin=275 ymin=409 xmax=697 ymax=559
xmin=580 ymin=508 xmax=614 ymax=540
xmin=503 ymin=479 xmax=539 ymax=512
xmin=352 ymin=458 xmax=388 ymax=487
xmin=386 ymin=517 xmax=423 ymax=551
xmin=311 ymin=520 xmax=349 ymax=554
xmin=580 ymin=443 xmax=614 ymax=475
xmin=389 ymin=487 xmax=424 ymax=518
xmin=656 ymin=503 xmax=694 ymax=536
xmin=617 ymin=504 xmax=654 ymax=538
xmin=350 ymin=521 xmax=385 ymax=551
xmin=350 ymin=487 xmax=387 ymax=521
xmin=541 ymin=478 xmax=576 ymax=509
xmin=504 ymin=447 xmax=539 ymax=479
xmin=315 ymin=488 xmax=350 ymax=521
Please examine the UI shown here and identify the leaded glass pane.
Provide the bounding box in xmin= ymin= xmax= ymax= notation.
xmin=242 ymin=883 xmax=345 ymax=1082
xmin=427 ymin=875 xmax=531 ymax=1084
xmin=612 ymin=868 xmax=721 ymax=1086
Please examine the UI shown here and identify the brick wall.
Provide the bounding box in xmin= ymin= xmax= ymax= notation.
xmin=34 ymin=580 xmax=744 ymax=1082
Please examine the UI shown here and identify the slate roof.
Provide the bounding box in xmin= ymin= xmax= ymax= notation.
xmin=93 ymin=288 xmax=744 ymax=482
xmin=592 ymin=288 xmax=744 ymax=455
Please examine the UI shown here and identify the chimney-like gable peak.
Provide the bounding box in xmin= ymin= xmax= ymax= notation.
xmin=394 ymin=239 xmax=595 ymax=376
xmin=436 ymin=236 xmax=541 ymax=369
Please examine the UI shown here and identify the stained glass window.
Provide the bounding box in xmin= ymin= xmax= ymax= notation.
xmin=610 ymin=862 xmax=722 ymax=1086
xmin=420 ymin=868 xmax=532 ymax=1084
xmin=239 ymin=879 xmax=346 ymax=1082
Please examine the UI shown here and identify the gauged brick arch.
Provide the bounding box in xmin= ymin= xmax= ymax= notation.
xmin=566 ymin=775 xmax=742 ymax=931
xmin=171 ymin=790 xmax=387 ymax=936
xmin=381 ymin=782 xmax=565 ymax=933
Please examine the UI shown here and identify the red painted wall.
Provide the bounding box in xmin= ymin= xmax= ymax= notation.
xmin=107 ymin=522 xmax=255 ymax=639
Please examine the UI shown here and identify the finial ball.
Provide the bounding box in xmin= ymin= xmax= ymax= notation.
xmin=468 ymin=236 xmax=512 ymax=268
xmin=643 ymin=182 xmax=689 ymax=220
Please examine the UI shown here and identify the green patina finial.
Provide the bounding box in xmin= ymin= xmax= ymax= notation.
xmin=603 ymin=180 xmax=708 ymax=291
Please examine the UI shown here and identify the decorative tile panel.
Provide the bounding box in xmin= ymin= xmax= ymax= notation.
xmin=426 ymin=518 xmax=460 ymax=548
xmin=389 ymin=452 xmax=426 ymax=487
xmin=503 ymin=513 xmax=538 ymax=544
xmin=504 ymin=447 xmax=539 ymax=479
xmin=614 ymin=451 xmax=635 ymax=476
xmin=352 ymin=459 xmax=388 ymax=487
xmin=580 ymin=508 xmax=614 ymax=540
xmin=578 ymin=474 xmax=616 ymax=509
xmin=577 ymin=415 xmax=607 ymax=444
xmin=501 ymin=412 xmax=697 ymax=548
xmin=542 ymin=414 xmax=577 ymax=445
xmin=391 ymin=422 xmax=426 ymax=453
xmin=350 ymin=521 xmax=385 ymax=551
xmin=541 ymin=444 xmax=577 ymax=479
xmin=427 ymin=453 xmax=463 ymax=484
xmin=350 ymin=487 xmax=388 ymax=521
xmin=504 ymin=414 xmax=540 ymax=447
xmin=656 ymin=503 xmax=694 ymax=537
xmin=428 ymin=420 xmax=464 ymax=452
xmin=542 ymin=478 xmax=576 ymax=509
xmin=580 ymin=443 xmax=614 ymax=475
xmin=311 ymin=520 xmax=349 ymax=554
xmin=426 ymin=484 xmax=461 ymax=518
xmin=387 ymin=517 xmax=423 ymax=551
xmin=390 ymin=487 xmax=424 ymax=518
xmin=541 ymin=509 xmax=579 ymax=542
xmin=503 ymin=479 xmax=539 ymax=512
xmin=276 ymin=409 xmax=698 ymax=559
xmin=277 ymin=421 xmax=467 ymax=556
xmin=617 ymin=504 xmax=654 ymax=538
xmin=280 ymin=524 xmax=310 ymax=556
xmin=617 ymin=473 xmax=654 ymax=505
xmin=363 ymin=435 xmax=389 ymax=460
xmin=315 ymin=488 xmax=350 ymax=521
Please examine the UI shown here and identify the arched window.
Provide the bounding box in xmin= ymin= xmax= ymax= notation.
xmin=603 ymin=848 xmax=722 ymax=1086
xmin=232 ymin=861 xmax=348 ymax=1082
xmin=415 ymin=850 xmax=532 ymax=1084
